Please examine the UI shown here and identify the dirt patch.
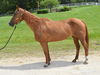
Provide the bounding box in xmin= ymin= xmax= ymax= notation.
xmin=0 ymin=54 xmax=100 ymax=75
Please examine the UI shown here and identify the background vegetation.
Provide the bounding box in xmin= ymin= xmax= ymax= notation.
xmin=0 ymin=0 xmax=98 ymax=15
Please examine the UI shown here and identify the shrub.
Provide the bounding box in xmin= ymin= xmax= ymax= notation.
xmin=6 ymin=11 xmax=14 ymax=14
xmin=64 ymin=6 xmax=72 ymax=11
xmin=59 ymin=6 xmax=72 ymax=12
xmin=37 ymin=9 xmax=49 ymax=14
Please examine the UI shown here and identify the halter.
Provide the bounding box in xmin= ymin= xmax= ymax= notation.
xmin=15 ymin=10 xmax=25 ymax=24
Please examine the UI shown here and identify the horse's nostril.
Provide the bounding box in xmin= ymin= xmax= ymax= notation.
xmin=9 ymin=22 xmax=11 ymax=25
xmin=9 ymin=22 xmax=14 ymax=27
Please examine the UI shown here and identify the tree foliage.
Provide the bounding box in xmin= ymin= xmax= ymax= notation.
xmin=0 ymin=0 xmax=37 ymax=15
xmin=40 ymin=0 xmax=60 ymax=12
xmin=59 ymin=0 xmax=71 ymax=4
xmin=0 ymin=0 xmax=97 ymax=15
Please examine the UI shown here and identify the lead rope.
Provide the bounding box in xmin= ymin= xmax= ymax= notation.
xmin=0 ymin=26 xmax=16 ymax=50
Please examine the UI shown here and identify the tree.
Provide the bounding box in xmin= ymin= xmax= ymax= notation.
xmin=0 ymin=0 xmax=59 ymax=15
xmin=0 ymin=0 xmax=17 ymax=14
xmin=71 ymin=0 xmax=78 ymax=2
xmin=59 ymin=0 xmax=71 ymax=4
xmin=37 ymin=0 xmax=43 ymax=10
xmin=40 ymin=0 xmax=60 ymax=12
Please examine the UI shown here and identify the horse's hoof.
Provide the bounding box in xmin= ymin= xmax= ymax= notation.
xmin=72 ymin=59 xmax=76 ymax=63
xmin=44 ymin=64 xmax=50 ymax=67
xmin=83 ymin=61 xmax=88 ymax=64
xmin=48 ymin=63 xmax=50 ymax=65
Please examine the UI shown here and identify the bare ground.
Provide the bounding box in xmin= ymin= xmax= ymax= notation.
xmin=0 ymin=53 xmax=100 ymax=75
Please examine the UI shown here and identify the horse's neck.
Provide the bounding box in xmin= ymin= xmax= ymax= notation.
xmin=23 ymin=11 xmax=40 ymax=31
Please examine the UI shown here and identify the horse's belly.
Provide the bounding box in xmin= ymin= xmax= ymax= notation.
xmin=46 ymin=29 xmax=71 ymax=42
xmin=35 ymin=34 xmax=70 ymax=42
xmin=47 ymin=34 xmax=70 ymax=42
xmin=48 ymin=37 xmax=67 ymax=42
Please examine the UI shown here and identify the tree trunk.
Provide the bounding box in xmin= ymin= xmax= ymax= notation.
xmin=37 ymin=0 xmax=40 ymax=10
xmin=50 ymin=8 xmax=52 ymax=13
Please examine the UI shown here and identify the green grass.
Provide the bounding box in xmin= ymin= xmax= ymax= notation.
xmin=0 ymin=5 xmax=100 ymax=58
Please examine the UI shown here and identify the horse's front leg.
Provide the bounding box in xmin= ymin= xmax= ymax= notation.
xmin=40 ymin=42 xmax=51 ymax=67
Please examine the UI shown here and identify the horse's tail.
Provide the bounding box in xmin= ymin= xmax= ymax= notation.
xmin=82 ymin=21 xmax=89 ymax=48
xmin=85 ymin=26 xmax=89 ymax=48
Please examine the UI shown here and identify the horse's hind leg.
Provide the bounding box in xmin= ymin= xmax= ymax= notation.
xmin=80 ymin=39 xmax=88 ymax=64
xmin=40 ymin=42 xmax=51 ymax=67
xmin=72 ymin=37 xmax=80 ymax=63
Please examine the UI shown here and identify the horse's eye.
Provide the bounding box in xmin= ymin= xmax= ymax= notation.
xmin=17 ymin=10 xmax=19 ymax=12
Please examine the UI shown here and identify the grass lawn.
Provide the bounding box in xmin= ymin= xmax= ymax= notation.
xmin=0 ymin=5 xmax=100 ymax=58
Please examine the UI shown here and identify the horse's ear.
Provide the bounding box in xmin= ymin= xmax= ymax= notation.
xmin=16 ymin=5 xmax=19 ymax=10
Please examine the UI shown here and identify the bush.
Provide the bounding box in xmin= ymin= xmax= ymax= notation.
xmin=59 ymin=6 xmax=72 ymax=12
xmin=37 ymin=9 xmax=49 ymax=14
xmin=6 ymin=11 xmax=14 ymax=14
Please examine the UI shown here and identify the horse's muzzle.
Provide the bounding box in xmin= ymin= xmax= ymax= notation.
xmin=9 ymin=22 xmax=14 ymax=27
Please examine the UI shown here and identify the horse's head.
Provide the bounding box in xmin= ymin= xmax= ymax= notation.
xmin=9 ymin=6 xmax=24 ymax=27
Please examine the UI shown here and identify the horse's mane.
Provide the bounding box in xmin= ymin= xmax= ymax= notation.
xmin=21 ymin=9 xmax=41 ymax=25
xmin=23 ymin=9 xmax=52 ymax=21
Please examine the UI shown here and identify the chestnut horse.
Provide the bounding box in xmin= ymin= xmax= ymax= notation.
xmin=9 ymin=6 xmax=89 ymax=67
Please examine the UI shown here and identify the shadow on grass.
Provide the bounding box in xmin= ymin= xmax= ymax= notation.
xmin=0 ymin=61 xmax=83 ymax=70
